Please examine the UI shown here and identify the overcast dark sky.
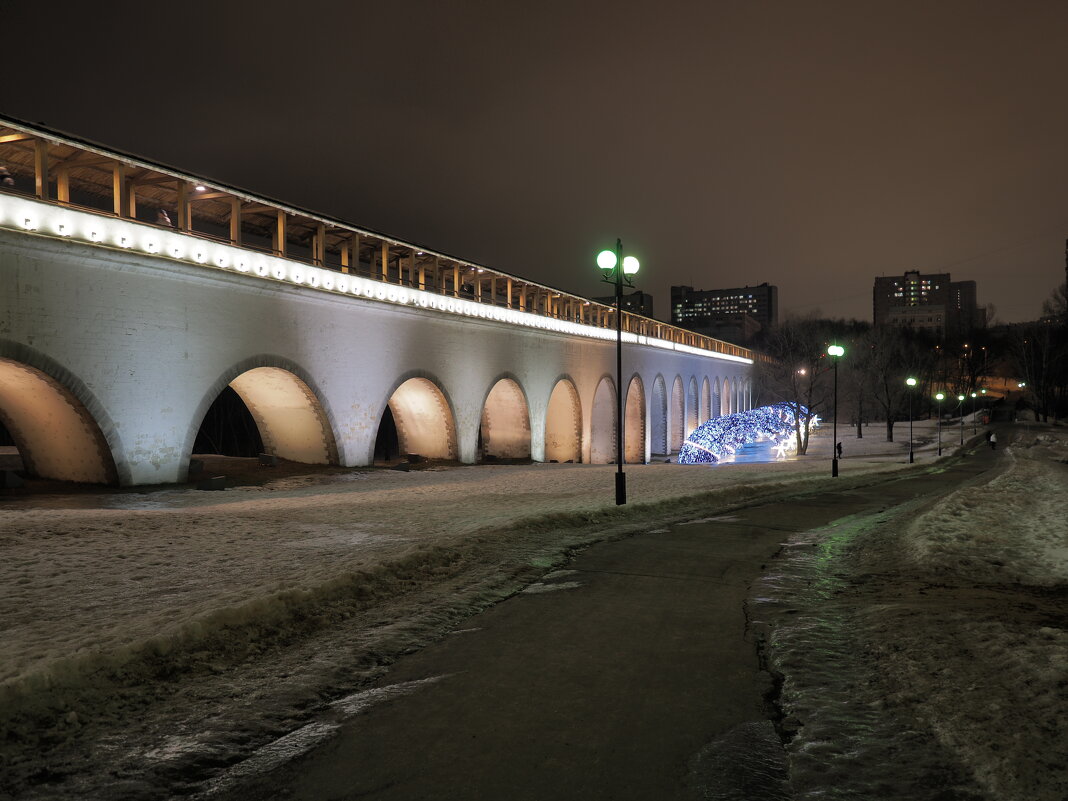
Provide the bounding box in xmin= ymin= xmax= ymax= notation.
xmin=4 ymin=1 xmax=1067 ymax=323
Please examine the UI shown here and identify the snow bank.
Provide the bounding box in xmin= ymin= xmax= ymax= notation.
xmin=899 ymin=433 xmax=1068 ymax=586
xmin=759 ymin=426 xmax=1068 ymax=801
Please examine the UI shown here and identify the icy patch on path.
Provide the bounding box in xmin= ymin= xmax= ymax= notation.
xmin=195 ymin=677 xmax=444 ymax=797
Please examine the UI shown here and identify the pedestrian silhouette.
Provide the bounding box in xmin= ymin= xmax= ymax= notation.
xmin=836 ymin=442 xmax=843 ymax=458
xmin=989 ymin=433 xmax=997 ymax=450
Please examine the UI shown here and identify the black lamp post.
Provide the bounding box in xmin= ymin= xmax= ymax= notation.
xmin=906 ymin=377 xmax=917 ymax=463
xmin=935 ymin=392 xmax=944 ymax=456
xmin=827 ymin=344 xmax=844 ymax=476
xmin=970 ymin=391 xmax=978 ymax=434
xmin=598 ymin=240 xmax=639 ymax=505
xmin=957 ymin=394 xmax=966 ymax=445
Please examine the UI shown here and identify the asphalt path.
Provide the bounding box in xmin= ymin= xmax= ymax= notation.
xmin=218 ymin=437 xmax=1000 ymax=801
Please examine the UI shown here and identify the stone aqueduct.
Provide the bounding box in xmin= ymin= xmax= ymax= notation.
xmin=0 ymin=120 xmax=754 ymax=486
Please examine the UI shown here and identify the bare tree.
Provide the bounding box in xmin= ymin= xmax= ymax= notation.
xmin=755 ymin=320 xmax=836 ymax=454
xmin=1009 ymin=284 xmax=1068 ymax=421
xmin=861 ymin=326 xmax=935 ymax=441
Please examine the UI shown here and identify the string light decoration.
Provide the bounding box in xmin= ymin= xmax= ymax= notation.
xmin=677 ymin=403 xmax=810 ymax=464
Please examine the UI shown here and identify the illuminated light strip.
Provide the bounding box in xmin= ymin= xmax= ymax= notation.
xmin=0 ymin=194 xmax=752 ymax=365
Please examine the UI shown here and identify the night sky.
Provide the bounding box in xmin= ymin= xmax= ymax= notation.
xmin=4 ymin=1 xmax=1067 ymax=324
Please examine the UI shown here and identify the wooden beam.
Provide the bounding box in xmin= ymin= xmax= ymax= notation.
xmin=453 ymin=265 xmax=460 ymax=297
xmin=56 ymin=169 xmax=70 ymax=203
xmin=177 ymin=183 xmax=189 ymax=230
xmin=112 ymin=163 xmax=128 ymax=217
xmin=273 ymin=210 xmax=286 ymax=257
xmin=51 ymin=154 xmax=114 ymax=171
xmin=128 ymin=181 xmax=138 ymax=219
xmin=241 ymin=203 xmax=279 ymax=216
xmin=343 ymin=233 xmax=359 ymax=274
xmin=0 ymin=133 xmax=34 ymax=144
xmin=380 ymin=241 xmax=389 ymax=281
xmin=229 ymin=197 xmax=241 ymax=245
xmin=34 ymin=139 xmax=49 ymax=200
xmin=130 ymin=174 xmax=181 ymax=188
xmin=315 ymin=223 xmax=326 ymax=265
xmin=188 ymin=191 xmax=230 ymax=202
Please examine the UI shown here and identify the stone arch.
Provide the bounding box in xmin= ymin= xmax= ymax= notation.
xmin=480 ymin=376 xmax=532 ymax=460
xmin=650 ymin=374 xmax=668 ymax=457
xmin=0 ymin=350 xmax=119 ymax=485
xmin=191 ymin=359 xmax=340 ymax=466
xmin=590 ymin=375 xmax=617 ymax=464
xmin=713 ymin=377 xmax=722 ymax=419
xmin=625 ymin=374 xmax=646 ymax=464
xmin=701 ymin=377 xmax=711 ymax=422
xmin=544 ymin=377 xmax=582 ymax=463
xmin=670 ymin=375 xmax=685 ymax=453
xmin=721 ymin=377 xmax=732 ymax=416
xmin=380 ymin=374 xmax=458 ymax=460
xmin=686 ymin=376 xmax=699 ymax=436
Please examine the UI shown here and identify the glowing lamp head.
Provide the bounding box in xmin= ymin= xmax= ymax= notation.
xmin=827 ymin=345 xmax=844 ymax=358
xmin=194 ymin=184 xmax=207 ymax=192
xmin=935 ymin=392 xmax=945 ymax=401
xmin=957 ymin=394 xmax=965 ymax=401
xmin=597 ymin=250 xmax=617 ymax=272
xmin=906 ymin=377 xmax=917 ymax=387
xmin=622 ymin=255 xmax=639 ymax=275
xmin=971 ymin=392 xmax=977 ymax=398
xmin=1018 ymin=382 xmax=1026 ymax=388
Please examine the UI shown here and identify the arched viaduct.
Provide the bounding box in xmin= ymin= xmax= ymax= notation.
xmin=0 ymin=123 xmax=754 ymax=487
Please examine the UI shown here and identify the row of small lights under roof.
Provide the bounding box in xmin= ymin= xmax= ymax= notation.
xmin=1 ymin=194 xmax=753 ymax=364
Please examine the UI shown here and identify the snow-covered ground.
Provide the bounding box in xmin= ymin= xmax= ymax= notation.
xmin=755 ymin=426 xmax=1068 ymax=801
xmin=0 ymin=419 xmax=1004 ymax=798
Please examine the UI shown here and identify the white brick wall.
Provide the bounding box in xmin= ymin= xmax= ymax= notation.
xmin=0 ymin=224 xmax=753 ymax=485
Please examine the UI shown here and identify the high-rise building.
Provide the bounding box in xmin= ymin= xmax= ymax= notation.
xmin=591 ymin=289 xmax=654 ymax=318
xmin=670 ymin=283 xmax=777 ymax=345
xmin=873 ymin=270 xmax=985 ymax=337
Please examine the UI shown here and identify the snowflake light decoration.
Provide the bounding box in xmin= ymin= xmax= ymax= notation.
xmin=676 ymin=403 xmax=809 ymax=464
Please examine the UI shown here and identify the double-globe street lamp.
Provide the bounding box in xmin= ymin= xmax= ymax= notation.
xmin=827 ymin=344 xmax=845 ymax=477
xmin=905 ymin=377 xmax=917 ymax=463
xmin=598 ymin=239 xmax=639 ymax=505
xmin=971 ymin=391 xmax=978 ymax=434
xmin=935 ymin=392 xmax=945 ymax=456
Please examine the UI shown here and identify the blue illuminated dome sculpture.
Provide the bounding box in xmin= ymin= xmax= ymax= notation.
xmin=676 ymin=403 xmax=809 ymax=464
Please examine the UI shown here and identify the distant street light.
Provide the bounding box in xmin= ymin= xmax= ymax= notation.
xmin=598 ymin=239 xmax=639 ymax=505
xmin=827 ymin=344 xmax=845 ymax=477
xmin=957 ymin=394 xmax=966 ymax=445
xmin=935 ymin=392 xmax=945 ymax=456
xmin=906 ymin=377 xmax=917 ymax=463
